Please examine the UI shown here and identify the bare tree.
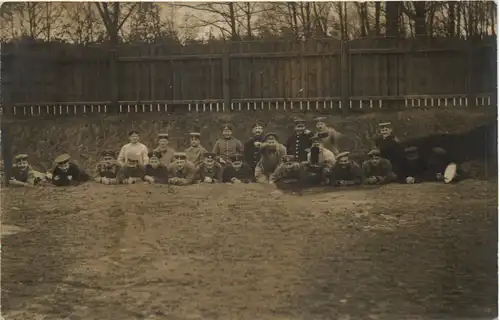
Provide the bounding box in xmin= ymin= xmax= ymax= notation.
xmin=94 ymin=2 xmax=137 ymax=44
xmin=60 ymin=3 xmax=105 ymax=44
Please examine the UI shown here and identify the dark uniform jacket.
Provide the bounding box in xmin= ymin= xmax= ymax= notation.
xmin=329 ymin=162 xmax=362 ymax=185
xmin=195 ymin=163 xmax=224 ymax=182
xmin=374 ymin=135 xmax=405 ymax=176
xmin=222 ymin=164 xmax=254 ymax=183
xmin=286 ymin=131 xmax=314 ymax=162
xmin=400 ymin=158 xmax=428 ymax=183
xmin=144 ymin=165 xmax=169 ymax=184
xmin=95 ymin=163 xmax=119 ymax=179
xmin=244 ymin=135 xmax=265 ymax=170
xmin=362 ymin=159 xmax=394 ymax=183
xmin=269 ymin=163 xmax=305 ymax=183
xmin=52 ymin=163 xmax=90 ymax=186
xmin=167 ymin=162 xmax=196 ymax=185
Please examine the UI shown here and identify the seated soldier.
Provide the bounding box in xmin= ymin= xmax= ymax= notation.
xmin=222 ymin=153 xmax=254 ymax=183
xmin=328 ymin=152 xmax=362 ymax=186
xmin=400 ymin=146 xmax=427 ymax=184
xmin=195 ymin=152 xmax=223 ymax=183
xmin=269 ymin=155 xmax=306 ymax=185
xmin=362 ymin=149 xmax=397 ymax=185
xmin=51 ymin=154 xmax=90 ymax=186
xmin=167 ymin=152 xmax=196 ymax=186
xmin=94 ymin=150 xmax=119 ymax=185
xmin=185 ymin=132 xmax=208 ymax=166
xmin=118 ymin=154 xmax=145 ymax=184
xmin=144 ymin=152 xmax=169 ymax=184
xmin=9 ymin=154 xmax=47 ymax=187
xmin=303 ymin=134 xmax=336 ymax=185
xmin=255 ymin=132 xmax=287 ymax=183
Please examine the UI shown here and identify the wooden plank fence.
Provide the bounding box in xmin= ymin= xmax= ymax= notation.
xmin=0 ymin=36 xmax=496 ymax=117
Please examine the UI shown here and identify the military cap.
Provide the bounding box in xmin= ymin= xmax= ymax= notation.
xmin=128 ymin=130 xmax=140 ymax=136
xmin=173 ymin=152 xmax=187 ymax=160
xmin=148 ymin=151 xmax=162 ymax=159
xmin=203 ymin=152 xmax=216 ymax=160
xmin=229 ymin=153 xmax=244 ymax=162
xmin=367 ymin=149 xmax=381 ymax=157
xmin=55 ymin=153 xmax=71 ymax=164
xmin=337 ymin=151 xmax=350 ymax=159
xmin=294 ymin=119 xmax=306 ymax=124
xmin=405 ymin=146 xmax=418 ymax=153
xmin=432 ymin=147 xmax=447 ymax=155
xmin=158 ymin=133 xmax=169 ymax=139
xmin=252 ymin=121 xmax=265 ymax=129
xmin=14 ymin=154 xmax=28 ymax=161
xmin=314 ymin=116 xmax=327 ymax=123
xmin=378 ymin=122 xmax=392 ymax=127
xmin=222 ymin=123 xmax=233 ymax=131
xmin=282 ymin=155 xmax=295 ymax=163
xmin=101 ymin=150 xmax=116 ymax=157
xmin=189 ymin=132 xmax=201 ymax=138
xmin=264 ymin=132 xmax=279 ymax=141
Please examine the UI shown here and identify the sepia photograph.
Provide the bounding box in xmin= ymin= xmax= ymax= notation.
xmin=0 ymin=1 xmax=497 ymax=319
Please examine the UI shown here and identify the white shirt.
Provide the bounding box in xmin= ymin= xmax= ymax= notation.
xmin=118 ymin=142 xmax=149 ymax=165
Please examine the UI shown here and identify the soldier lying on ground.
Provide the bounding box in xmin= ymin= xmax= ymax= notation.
xmin=51 ymin=154 xmax=90 ymax=186
xmin=426 ymin=147 xmax=462 ymax=182
xmin=327 ymin=152 xmax=362 ymax=186
xmin=9 ymin=154 xmax=48 ymax=187
xmin=195 ymin=152 xmax=223 ymax=183
xmin=185 ymin=132 xmax=208 ymax=166
xmin=118 ymin=155 xmax=145 ymax=185
xmin=94 ymin=150 xmax=119 ymax=185
xmin=143 ymin=152 xmax=169 ymax=184
xmin=222 ymin=153 xmax=254 ymax=183
xmin=362 ymin=149 xmax=397 ymax=185
xmin=399 ymin=146 xmax=428 ymax=184
xmin=117 ymin=130 xmax=149 ymax=167
xmin=269 ymin=155 xmax=306 ymax=186
xmin=154 ymin=133 xmax=176 ymax=166
xmin=255 ymin=132 xmax=287 ymax=183
xmin=167 ymin=152 xmax=196 ymax=186
xmin=213 ymin=123 xmax=243 ymax=165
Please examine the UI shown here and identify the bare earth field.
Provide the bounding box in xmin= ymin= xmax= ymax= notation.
xmin=1 ymin=180 xmax=497 ymax=320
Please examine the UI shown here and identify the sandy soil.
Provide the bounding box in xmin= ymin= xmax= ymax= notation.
xmin=1 ymin=180 xmax=497 ymax=320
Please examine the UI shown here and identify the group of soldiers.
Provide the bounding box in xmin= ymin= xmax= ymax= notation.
xmin=7 ymin=117 xmax=457 ymax=189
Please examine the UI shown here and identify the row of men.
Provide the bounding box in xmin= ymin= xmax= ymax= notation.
xmin=8 ymin=130 xmax=454 ymax=187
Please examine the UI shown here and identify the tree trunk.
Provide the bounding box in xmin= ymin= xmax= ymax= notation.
xmin=375 ymin=2 xmax=381 ymax=36
xmin=448 ymin=2 xmax=456 ymax=36
xmin=385 ymin=1 xmax=400 ymax=37
xmin=413 ymin=2 xmax=427 ymax=36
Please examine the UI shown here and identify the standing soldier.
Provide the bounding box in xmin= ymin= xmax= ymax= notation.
xmin=185 ymin=132 xmax=208 ymax=166
xmin=315 ymin=117 xmax=344 ymax=155
xmin=144 ymin=151 xmax=169 ymax=184
xmin=373 ymin=122 xmax=405 ymax=178
xmin=362 ymin=149 xmax=397 ymax=185
xmin=212 ymin=123 xmax=243 ymax=165
xmin=153 ymin=133 xmax=176 ymax=166
xmin=255 ymin=133 xmax=287 ymax=183
xmin=94 ymin=150 xmax=119 ymax=185
xmin=328 ymin=152 xmax=362 ymax=186
xmin=222 ymin=153 xmax=254 ymax=183
xmin=9 ymin=154 xmax=47 ymax=187
xmin=167 ymin=152 xmax=196 ymax=186
xmin=286 ymin=118 xmax=314 ymax=162
xmin=117 ymin=130 xmax=149 ymax=167
xmin=51 ymin=154 xmax=90 ymax=186
xmin=195 ymin=152 xmax=224 ymax=183
xmin=244 ymin=121 xmax=266 ymax=171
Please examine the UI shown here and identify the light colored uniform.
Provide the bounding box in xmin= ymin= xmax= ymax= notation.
xmin=118 ymin=142 xmax=149 ymax=166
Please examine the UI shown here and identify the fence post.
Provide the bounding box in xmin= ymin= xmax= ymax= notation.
xmin=222 ymin=42 xmax=231 ymax=111
xmin=109 ymin=46 xmax=119 ymax=114
xmin=467 ymin=37 xmax=476 ymax=107
xmin=340 ymin=40 xmax=350 ymax=115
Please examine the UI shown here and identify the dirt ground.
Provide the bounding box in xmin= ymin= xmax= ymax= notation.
xmin=1 ymin=180 xmax=497 ymax=320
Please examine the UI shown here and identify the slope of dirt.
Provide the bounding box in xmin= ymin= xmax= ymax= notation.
xmin=1 ymin=180 xmax=497 ymax=320
xmin=2 ymin=108 xmax=494 ymax=173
